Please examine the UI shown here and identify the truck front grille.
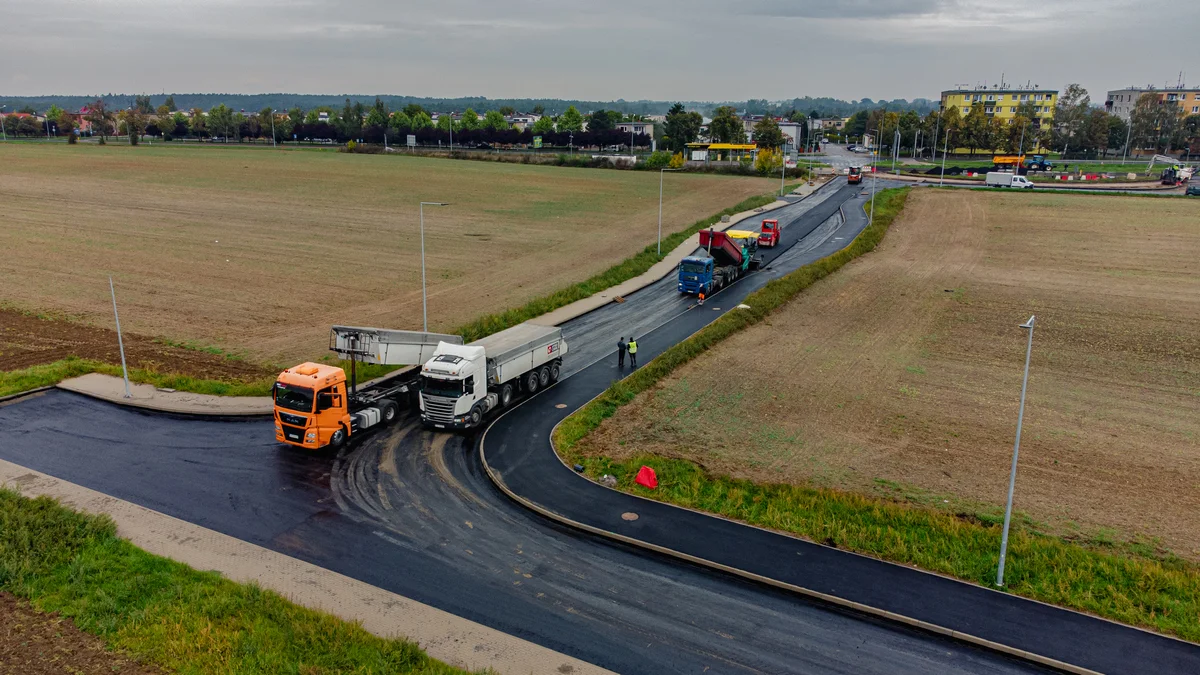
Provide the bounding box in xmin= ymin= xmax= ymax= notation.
xmin=280 ymin=424 xmax=306 ymax=443
xmin=421 ymin=394 xmax=457 ymax=423
xmin=278 ymin=412 xmax=307 ymax=426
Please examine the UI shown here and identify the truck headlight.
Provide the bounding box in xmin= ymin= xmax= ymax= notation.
xmin=305 ymin=432 xmax=316 ymax=441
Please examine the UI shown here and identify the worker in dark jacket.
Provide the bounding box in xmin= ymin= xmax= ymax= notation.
xmin=617 ymin=338 xmax=627 ymax=368
xmin=627 ymin=337 xmax=639 ymax=367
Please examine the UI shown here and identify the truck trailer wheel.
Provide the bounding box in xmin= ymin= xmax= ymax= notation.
xmin=538 ymin=366 xmax=551 ymax=387
xmin=549 ymin=362 xmax=560 ymax=383
xmin=525 ymin=371 xmax=539 ymax=394
xmin=500 ymin=383 xmax=514 ymax=408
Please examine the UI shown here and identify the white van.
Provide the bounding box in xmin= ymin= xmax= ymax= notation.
xmin=985 ymin=172 xmax=1034 ymax=189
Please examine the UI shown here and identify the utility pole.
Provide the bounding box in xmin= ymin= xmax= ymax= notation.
xmin=418 ymin=202 xmax=450 ymax=332
xmin=0 ymin=105 xmax=6 ymax=141
xmin=109 ymin=277 xmax=132 ymax=399
xmin=941 ymin=130 xmax=950 ymax=186
xmin=997 ymin=315 xmax=1036 ymax=587
xmin=270 ymin=109 xmax=277 ymax=148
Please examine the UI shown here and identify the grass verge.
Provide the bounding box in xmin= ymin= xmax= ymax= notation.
xmin=555 ymin=187 xmax=910 ymax=453
xmin=453 ymin=190 xmax=787 ymax=342
xmin=0 ymin=357 xmax=276 ymax=399
xmin=553 ymin=187 xmax=1200 ymax=643
xmin=0 ymin=488 xmax=475 ymax=674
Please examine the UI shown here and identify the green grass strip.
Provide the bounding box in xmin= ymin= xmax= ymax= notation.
xmin=0 ymin=488 xmax=478 ymax=674
xmin=453 ymin=191 xmax=784 ymax=342
xmin=553 ymin=187 xmax=1200 ymax=643
xmin=0 ymin=357 xmax=275 ymax=399
xmin=555 ymin=188 xmax=910 ymax=452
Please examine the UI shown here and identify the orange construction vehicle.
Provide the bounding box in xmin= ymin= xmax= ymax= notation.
xmin=847 ymin=166 xmax=863 ymax=184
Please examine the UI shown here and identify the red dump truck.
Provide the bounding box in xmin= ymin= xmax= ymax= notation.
xmin=677 ymin=229 xmax=760 ymax=295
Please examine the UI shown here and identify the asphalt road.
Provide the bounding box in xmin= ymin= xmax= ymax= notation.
xmin=0 ymin=180 xmax=1049 ymax=674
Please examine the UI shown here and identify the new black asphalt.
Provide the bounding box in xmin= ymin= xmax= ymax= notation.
xmin=483 ymin=179 xmax=1200 ymax=674
xmin=0 ymin=181 xmax=1057 ymax=674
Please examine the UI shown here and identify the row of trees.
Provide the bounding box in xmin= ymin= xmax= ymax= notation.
xmin=840 ymin=84 xmax=1200 ymax=159
xmin=35 ymin=97 xmax=659 ymax=147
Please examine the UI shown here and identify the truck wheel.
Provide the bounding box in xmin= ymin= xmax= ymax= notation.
xmin=469 ymin=406 xmax=482 ymax=427
xmin=549 ymin=363 xmax=560 ymax=383
xmin=538 ymin=366 xmax=551 ymax=387
xmin=500 ymin=383 xmax=514 ymax=408
xmin=330 ymin=427 xmax=347 ymax=449
xmin=525 ymin=371 xmax=539 ymax=394
xmin=381 ymin=401 xmax=398 ymax=425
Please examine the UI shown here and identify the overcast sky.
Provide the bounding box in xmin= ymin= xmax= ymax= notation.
xmin=3 ymin=0 xmax=1197 ymax=104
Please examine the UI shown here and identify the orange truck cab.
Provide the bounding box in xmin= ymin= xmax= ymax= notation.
xmin=274 ymin=362 xmax=354 ymax=449
xmin=758 ymin=219 xmax=780 ymax=247
xmin=847 ymin=166 xmax=863 ymax=184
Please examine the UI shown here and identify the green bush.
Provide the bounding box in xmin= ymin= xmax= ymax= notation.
xmin=645 ymin=150 xmax=672 ymax=169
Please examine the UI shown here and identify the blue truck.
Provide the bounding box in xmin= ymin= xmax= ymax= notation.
xmin=677 ymin=229 xmax=760 ymax=295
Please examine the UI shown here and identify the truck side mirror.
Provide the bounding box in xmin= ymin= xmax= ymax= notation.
xmin=317 ymin=392 xmax=333 ymax=411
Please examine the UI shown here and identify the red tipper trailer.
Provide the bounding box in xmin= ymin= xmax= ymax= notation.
xmin=698 ymin=229 xmax=745 ymax=267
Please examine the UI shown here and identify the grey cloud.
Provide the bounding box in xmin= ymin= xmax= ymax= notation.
xmin=1 ymin=0 xmax=1196 ymax=105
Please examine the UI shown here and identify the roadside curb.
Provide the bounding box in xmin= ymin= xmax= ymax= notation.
xmin=53 ymin=384 xmax=271 ymax=419
xmin=480 ymin=441 xmax=1100 ymax=675
xmin=476 ymin=190 xmax=1162 ymax=675
xmin=0 ymin=386 xmax=53 ymax=405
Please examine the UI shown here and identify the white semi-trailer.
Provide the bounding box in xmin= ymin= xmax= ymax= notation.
xmin=419 ymin=322 xmax=567 ymax=429
xmin=273 ymin=323 xmax=567 ymax=448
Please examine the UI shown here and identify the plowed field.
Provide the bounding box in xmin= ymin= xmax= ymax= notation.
xmin=581 ymin=190 xmax=1200 ymax=559
xmin=0 ymin=144 xmax=772 ymax=366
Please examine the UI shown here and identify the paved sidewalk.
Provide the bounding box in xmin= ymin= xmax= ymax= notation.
xmin=0 ymin=459 xmax=614 ymax=675
xmin=57 ymin=373 xmax=273 ymax=416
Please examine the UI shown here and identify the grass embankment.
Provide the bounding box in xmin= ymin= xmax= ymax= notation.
xmin=0 ymin=489 xmax=474 ymax=674
xmin=0 ymin=357 xmax=276 ymax=399
xmin=553 ymin=188 xmax=1200 ymax=643
xmin=455 ymin=190 xmax=785 ymax=341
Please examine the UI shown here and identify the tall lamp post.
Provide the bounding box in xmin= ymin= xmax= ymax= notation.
xmin=658 ymin=167 xmax=681 ymax=256
xmin=270 ymin=109 xmax=277 ymax=148
xmin=997 ymin=315 xmax=1036 ymax=587
xmin=1 ymin=105 xmax=6 ymax=141
xmin=418 ymin=202 xmax=450 ymax=332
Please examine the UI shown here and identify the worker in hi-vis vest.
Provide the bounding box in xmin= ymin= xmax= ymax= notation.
xmin=627 ymin=337 xmax=638 ymax=368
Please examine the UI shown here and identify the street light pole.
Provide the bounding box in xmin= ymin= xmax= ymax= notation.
xmin=941 ymin=130 xmax=950 ymax=186
xmin=997 ymin=315 xmax=1036 ymax=587
xmin=418 ymin=202 xmax=449 ymax=332
xmin=868 ymin=128 xmax=880 ymax=225
xmin=658 ymin=167 xmax=680 ymax=257
xmin=270 ymin=109 xmax=277 ymax=148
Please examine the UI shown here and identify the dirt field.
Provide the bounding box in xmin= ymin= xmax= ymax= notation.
xmin=581 ymin=190 xmax=1200 ymax=559
xmin=0 ymin=592 xmax=162 ymax=674
xmin=0 ymin=144 xmax=772 ymax=366
xmin=0 ymin=307 xmax=273 ymax=380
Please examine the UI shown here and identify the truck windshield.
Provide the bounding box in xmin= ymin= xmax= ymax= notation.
xmin=421 ymin=375 xmax=464 ymax=398
xmin=274 ymin=383 xmax=313 ymax=412
xmin=680 ymin=261 xmax=708 ymax=274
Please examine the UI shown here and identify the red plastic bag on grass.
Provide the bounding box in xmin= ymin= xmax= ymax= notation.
xmin=635 ymin=465 xmax=657 ymax=490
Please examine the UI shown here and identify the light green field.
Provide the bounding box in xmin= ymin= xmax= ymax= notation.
xmin=0 ymin=143 xmax=773 ymax=364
